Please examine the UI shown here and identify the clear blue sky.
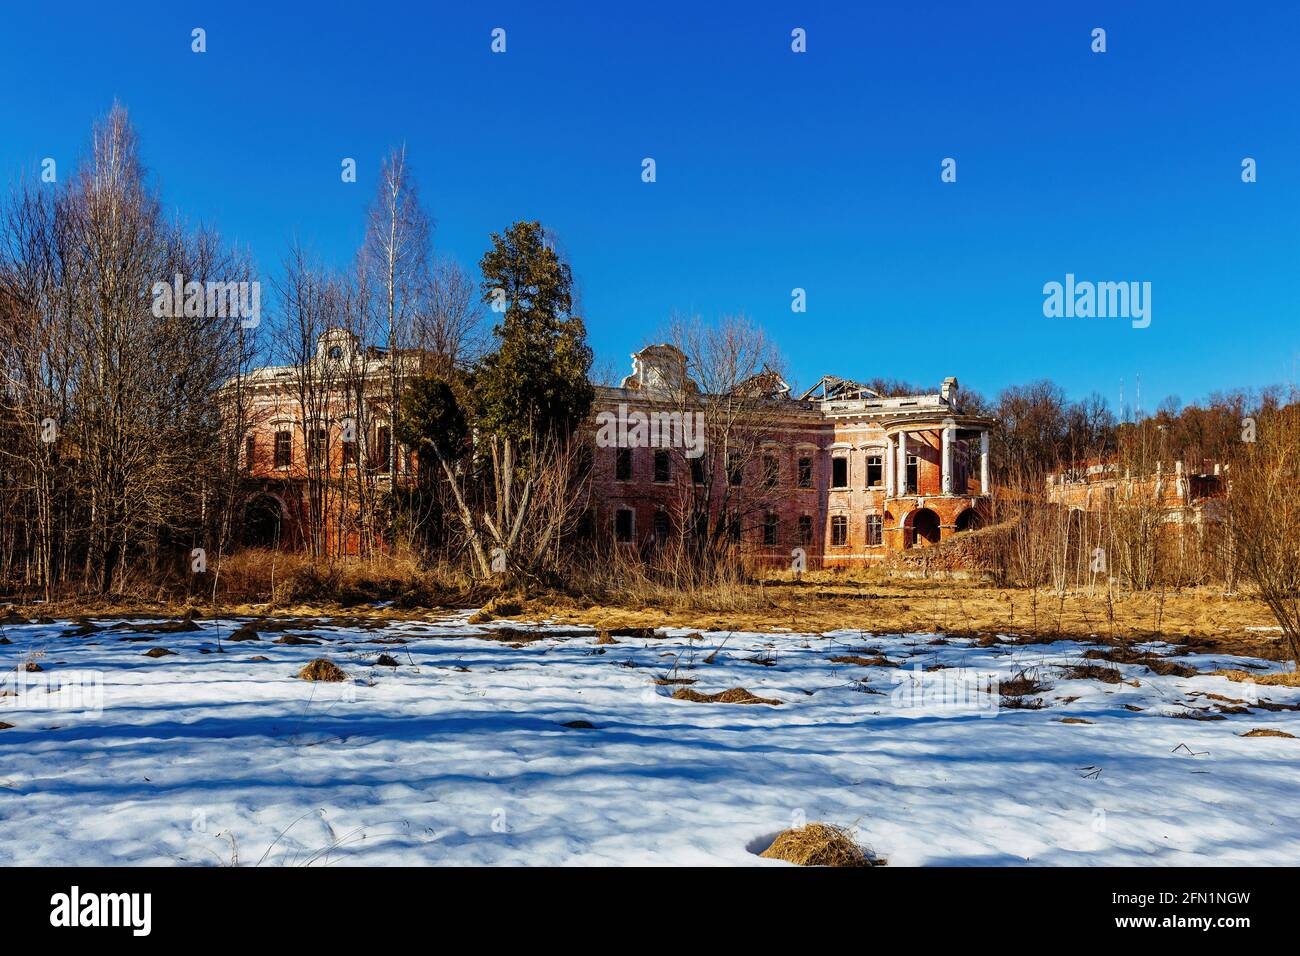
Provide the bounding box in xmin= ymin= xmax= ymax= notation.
xmin=1 ymin=1 xmax=1296 ymax=409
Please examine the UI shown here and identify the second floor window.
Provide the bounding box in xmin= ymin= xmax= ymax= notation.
xmin=274 ymin=430 xmax=292 ymax=468
xmin=831 ymin=456 xmax=848 ymax=489
xmin=727 ymin=453 xmax=743 ymax=486
xmin=763 ymin=513 xmax=779 ymax=546
xmin=867 ymin=455 xmax=883 ymax=487
xmin=308 ymin=429 xmax=327 ymax=467
xmin=245 ymin=435 xmax=256 ymax=472
xmin=690 ymin=456 xmax=706 ymax=485
xmin=375 ymin=426 xmax=392 ymax=472
xmin=654 ymin=450 xmax=671 ymax=483
xmin=763 ymin=455 xmax=779 ymax=487
xmin=615 ymin=448 xmax=633 ymax=481
xmin=906 ymin=454 xmax=918 ymax=491
xmin=797 ymin=457 xmax=813 ymax=488
xmin=798 ymin=514 xmax=813 ymax=545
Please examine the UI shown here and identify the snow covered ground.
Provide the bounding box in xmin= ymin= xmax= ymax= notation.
xmin=2 ymin=611 xmax=1298 ymax=866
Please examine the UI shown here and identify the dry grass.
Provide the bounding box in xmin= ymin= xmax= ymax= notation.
xmin=759 ymin=823 xmax=878 ymax=867
xmin=1212 ymin=668 xmax=1300 ymax=687
xmin=297 ymin=658 xmax=347 ymax=682
xmin=671 ymin=686 xmax=781 ymax=705
xmin=1059 ymin=663 xmax=1123 ymax=684
xmin=1240 ymin=728 xmax=1297 ymax=738
xmin=521 ymin=570 xmax=1287 ymax=660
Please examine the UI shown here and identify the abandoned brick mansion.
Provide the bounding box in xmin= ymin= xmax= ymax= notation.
xmin=590 ymin=345 xmax=994 ymax=567
xmin=233 ymin=332 xmax=995 ymax=564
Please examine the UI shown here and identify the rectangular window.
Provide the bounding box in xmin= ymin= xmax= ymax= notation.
xmin=690 ymin=456 xmax=705 ymax=485
xmin=727 ymin=453 xmax=743 ymax=487
xmin=245 ymin=435 xmax=256 ymax=472
xmin=274 ymin=430 xmax=292 ymax=468
xmin=831 ymin=456 xmax=848 ymax=489
xmin=343 ymin=434 xmax=357 ymax=465
xmin=906 ymin=454 xmax=918 ymax=491
xmin=831 ymin=514 xmax=848 ymax=546
xmin=375 ymin=426 xmax=392 ymax=471
xmin=615 ymin=508 xmax=635 ymax=542
xmin=866 ymin=514 xmax=882 ymax=546
xmin=763 ymin=454 xmax=779 ymax=488
xmin=727 ymin=513 xmax=741 ymax=541
xmin=654 ymin=450 xmax=671 ymax=483
xmin=653 ymin=510 xmax=671 ymax=540
xmin=308 ymin=428 xmax=327 ymax=467
xmin=867 ymin=455 xmax=883 ymax=487
xmin=615 ymin=448 xmax=633 ymax=481
xmin=797 ymin=457 xmax=813 ymax=489
xmin=798 ymin=515 xmax=813 ymax=545
xmin=763 ymin=512 xmax=779 ymax=546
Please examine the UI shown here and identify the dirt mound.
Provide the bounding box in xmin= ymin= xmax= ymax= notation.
xmin=759 ymin=823 xmax=878 ymax=867
xmin=143 ymin=647 xmax=175 ymax=658
xmin=226 ymin=625 xmax=259 ymax=642
xmin=298 ymin=658 xmax=347 ymax=682
xmin=1240 ymin=728 xmax=1296 ymax=738
xmin=274 ymin=634 xmax=322 ymax=645
xmin=373 ymin=654 xmax=399 ymax=667
xmin=671 ymin=686 xmax=780 ymax=705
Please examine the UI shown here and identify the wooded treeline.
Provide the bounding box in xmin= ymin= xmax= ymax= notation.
xmin=2 ymin=106 xmax=1297 ymax=609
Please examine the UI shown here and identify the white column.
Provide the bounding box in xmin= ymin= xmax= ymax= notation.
xmin=941 ymin=426 xmax=954 ymax=495
xmin=885 ymin=441 xmax=895 ymax=497
xmin=897 ymin=431 xmax=908 ymax=495
xmin=979 ymin=430 xmax=990 ymax=493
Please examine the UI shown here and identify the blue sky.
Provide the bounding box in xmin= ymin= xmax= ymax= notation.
xmin=1 ymin=1 xmax=1296 ymax=409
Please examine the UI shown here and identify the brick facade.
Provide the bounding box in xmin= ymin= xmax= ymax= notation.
xmin=590 ymin=346 xmax=996 ymax=567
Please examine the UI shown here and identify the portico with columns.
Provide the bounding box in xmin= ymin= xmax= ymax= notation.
xmin=880 ymin=412 xmax=994 ymax=551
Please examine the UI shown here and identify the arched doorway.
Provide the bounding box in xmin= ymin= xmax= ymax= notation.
xmin=955 ymin=508 xmax=982 ymax=532
xmin=243 ymin=494 xmax=285 ymax=548
xmin=909 ymin=508 xmax=941 ymax=547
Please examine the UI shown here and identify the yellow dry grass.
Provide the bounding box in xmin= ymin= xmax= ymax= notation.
xmin=759 ymin=823 xmax=876 ymax=867
xmin=1212 ymin=668 xmax=1300 ymax=686
xmin=297 ymin=658 xmax=347 ymax=682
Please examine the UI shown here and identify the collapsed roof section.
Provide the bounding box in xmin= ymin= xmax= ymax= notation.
xmin=613 ymin=345 xmax=963 ymax=417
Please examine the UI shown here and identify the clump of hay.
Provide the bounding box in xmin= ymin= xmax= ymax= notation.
xmin=671 ymin=686 xmax=781 ymax=705
xmin=1083 ymin=648 xmax=1198 ymax=678
xmin=298 ymin=658 xmax=347 ymax=682
xmin=143 ymin=647 xmax=175 ymax=658
xmin=653 ymin=676 xmax=696 ymax=686
xmin=1058 ymin=717 xmax=1093 ymax=724
xmin=999 ymin=669 xmax=1051 ymax=697
xmin=828 ymin=655 xmax=898 ymax=667
xmin=759 ymin=823 xmax=877 ymax=867
xmin=1213 ymin=668 xmax=1300 ymax=687
xmin=468 ymin=597 xmax=524 ymax=625
xmin=594 ymin=632 xmax=619 ymax=645
xmin=1059 ymin=663 xmax=1122 ymax=684
xmin=1240 ymin=728 xmax=1296 ymax=738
